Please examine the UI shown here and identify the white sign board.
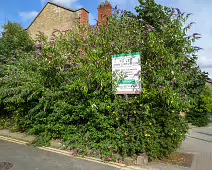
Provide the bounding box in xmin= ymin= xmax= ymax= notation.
xmin=112 ymin=52 xmax=141 ymax=94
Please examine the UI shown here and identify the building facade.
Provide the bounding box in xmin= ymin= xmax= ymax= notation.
xmin=27 ymin=2 xmax=89 ymax=39
xmin=27 ymin=1 xmax=112 ymax=39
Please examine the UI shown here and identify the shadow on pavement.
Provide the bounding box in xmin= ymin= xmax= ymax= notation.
xmin=196 ymin=131 xmax=212 ymax=137
xmin=187 ymin=135 xmax=212 ymax=143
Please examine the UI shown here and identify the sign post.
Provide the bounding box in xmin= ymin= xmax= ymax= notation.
xmin=112 ymin=52 xmax=141 ymax=95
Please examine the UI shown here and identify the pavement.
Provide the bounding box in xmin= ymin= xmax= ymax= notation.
xmin=148 ymin=126 xmax=212 ymax=170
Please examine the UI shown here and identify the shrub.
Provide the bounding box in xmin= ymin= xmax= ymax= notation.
xmin=0 ymin=22 xmax=34 ymax=115
xmin=0 ymin=21 xmax=34 ymax=58
xmin=202 ymin=85 xmax=212 ymax=114
xmin=187 ymin=85 xmax=212 ymax=127
xmin=0 ymin=1 xmax=206 ymax=161
xmin=187 ymin=98 xmax=209 ymax=127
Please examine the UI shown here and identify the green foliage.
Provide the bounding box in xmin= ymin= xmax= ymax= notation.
xmin=202 ymin=85 xmax=212 ymax=113
xmin=136 ymin=0 xmax=208 ymax=127
xmin=31 ymin=132 xmax=51 ymax=147
xmin=187 ymin=85 xmax=212 ymax=127
xmin=0 ymin=0 xmax=206 ymax=161
xmin=0 ymin=21 xmax=35 ymax=117
xmin=0 ymin=21 xmax=34 ymax=59
xmin=187 ymin=98 xmax=209 ymax=127
xmin=0 ymin=117 xmax=13 ymax=130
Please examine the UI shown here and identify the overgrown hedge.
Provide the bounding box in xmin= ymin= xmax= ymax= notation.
xmin=0 ymin=1 xmax=207 ymax=161
xmin=187 ymin=85 xmax=212 ymax=127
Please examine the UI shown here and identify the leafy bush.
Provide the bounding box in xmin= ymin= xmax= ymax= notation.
xmin=0 ymin=117 xmax=13 ymax=130
xmin=0 ymin=22 xmax=34 ymax=115
xmin=202 ymin=85 xmax=212 ymax=113
xmin=187 ymin=98 xmax=209 ymax=127
xmin=0 ymin=1 xmax=206 ymax=161
xmin=0 ymin=21 xmax=34 ymax=59
xmin=187 ymin=85 xmax=212 ymax=127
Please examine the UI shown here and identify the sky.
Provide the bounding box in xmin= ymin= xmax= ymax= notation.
xmin=0 ymin=0 xmax=211 ymax=78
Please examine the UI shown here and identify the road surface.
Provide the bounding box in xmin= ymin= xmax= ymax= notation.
xmin=0 ymin=139 xmax=119 ymax=170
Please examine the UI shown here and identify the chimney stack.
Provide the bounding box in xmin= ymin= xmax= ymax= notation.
xmin=98 ymin=0 xmax=112 ymax=25
xmin=79 ymin=9 xmax=89 ymax=26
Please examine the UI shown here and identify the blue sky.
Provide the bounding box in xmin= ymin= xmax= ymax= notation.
xmin=0 ymin=0 xmax=212 ymax=78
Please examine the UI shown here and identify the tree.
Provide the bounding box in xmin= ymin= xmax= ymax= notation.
xmin=0 ymin=21 xmax=34 ymax=59
xmin=0 ymin=22 xmax=34 ymax=117
xmin=133 ymin=0 xmax=208 ymax=126
xmin=203 ymin=84 xmax=212 ymax=113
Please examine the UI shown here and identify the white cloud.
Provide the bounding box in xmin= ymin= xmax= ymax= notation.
xmin=19 ymin=11 xmax=38 ymax=21
xmin=198 ymin=56 xmax=212 ymax=69
xmin=41 ymin=0 xmax=81 ymax=9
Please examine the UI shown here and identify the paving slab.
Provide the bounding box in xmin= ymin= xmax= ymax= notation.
xmin=149 ymin=127 xmax=212 ymax=170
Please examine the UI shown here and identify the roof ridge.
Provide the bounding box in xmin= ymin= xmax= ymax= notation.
xmin=26 ymin=1 xmax=89 ymax=30
xmin=48 ymin=2 xmax=89 ymax=13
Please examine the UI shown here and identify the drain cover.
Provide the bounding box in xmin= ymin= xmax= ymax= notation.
xmin=0 ymin=162 xmax=13 ymax=170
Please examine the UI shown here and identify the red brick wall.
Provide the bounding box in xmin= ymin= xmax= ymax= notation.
xmin=98 ymin=4 xmax=112 ymax=25
xmin=80 ymin=9 xmax=89 ymax=26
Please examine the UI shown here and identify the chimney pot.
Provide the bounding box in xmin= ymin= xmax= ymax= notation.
xmin=98 ymin=1 xmax=112 ymax=25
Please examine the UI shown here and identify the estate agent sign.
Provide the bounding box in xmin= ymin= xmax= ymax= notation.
xmin=112 ymin=52 xmax=141 ymax=94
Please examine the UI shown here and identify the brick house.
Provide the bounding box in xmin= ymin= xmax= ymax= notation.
xmin=27 ymin=1 xmax=112 ymax=39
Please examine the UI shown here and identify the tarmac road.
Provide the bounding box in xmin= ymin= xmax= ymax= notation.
xmin=0 ymin=139 xmax=119 ymax=170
